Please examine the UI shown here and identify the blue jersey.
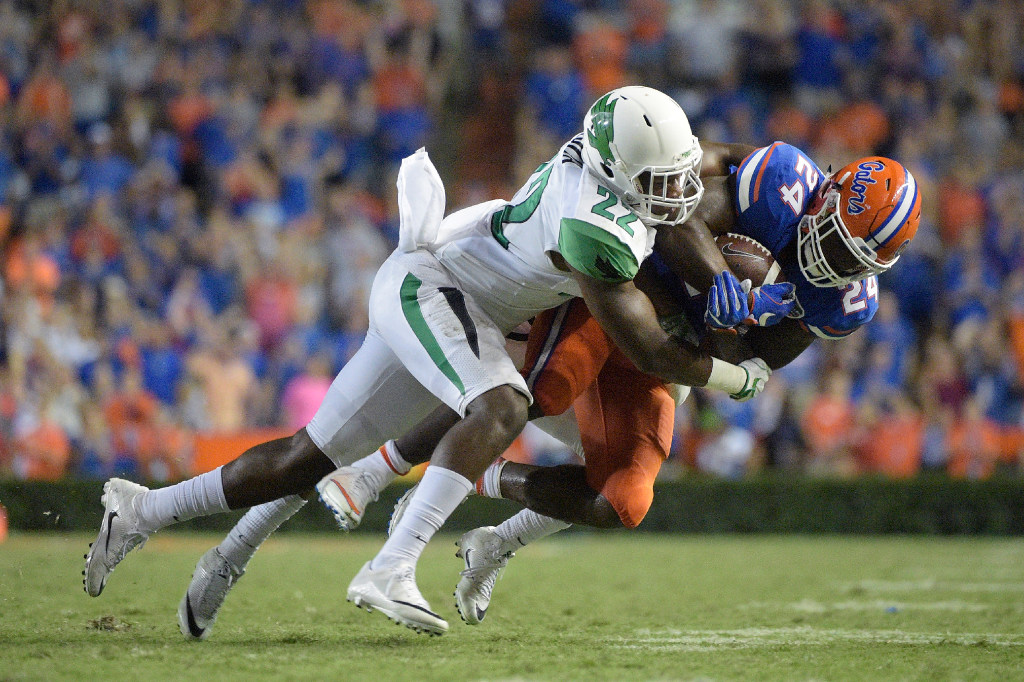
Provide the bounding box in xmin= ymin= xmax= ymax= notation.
xmin=654 ymin=141 xmax=878 ymax=340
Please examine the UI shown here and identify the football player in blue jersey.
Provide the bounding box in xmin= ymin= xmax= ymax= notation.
xmin=173 ymin=140 xmax=921 ymax=636
xmin=652 ymin=142 xmax=921 ymax=369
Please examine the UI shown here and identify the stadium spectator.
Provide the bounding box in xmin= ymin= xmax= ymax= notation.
xmin=947 ymin=397 xmax=1002 ymax=479
xmin=801 ymin=370 xmax=857 ymax=476
xmin=184 ymin=327 xmax=255 ymax=434
xmin=281 ymin=354 xmax=333 ymax=431
xmin=854 ymin=392 xmax=923 ymax=478
xmin=12 ymin=408 xmax=70 ymax=480
xmin=523 ymin=46 xmax=588 ymax=143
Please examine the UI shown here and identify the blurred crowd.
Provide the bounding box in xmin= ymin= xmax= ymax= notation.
xmin=0 ymin=0 xmax=1022 ymax=483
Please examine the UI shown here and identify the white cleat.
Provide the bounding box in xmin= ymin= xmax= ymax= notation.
xmin=347 ymin=561 xmax=448 ymax=635
xmin=387 ymin=484 xmax=418 ymax=536
xmin=83 ymin=478 xmax=150 ymax=597
xmin=178 ymin=548 xmax=245 ymax=641
xmin=454 ymin=526 xmax=512 ymax=625
xmin=316 ymin=467 xmax=379 ymax=531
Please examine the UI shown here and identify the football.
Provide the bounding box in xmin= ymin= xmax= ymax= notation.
xmin=714 ymin=233 xmax=783 ymax=287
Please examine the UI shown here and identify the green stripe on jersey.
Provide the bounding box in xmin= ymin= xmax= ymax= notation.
xmin=400 ymin=274 xmax=466 ymax=395
xmin=558 ymin=218 xmax=640 ymax=283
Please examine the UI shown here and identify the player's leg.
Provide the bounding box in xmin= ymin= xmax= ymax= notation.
xmin=176 ymin=332 xmax=442 ymax=639
xmin=346 ymin=251 xmax=531 ymax=635
xmin=178 ymin=492 xmax=311 ymax=640
xmin=317 ymin=297 xmax=609 ymax=529
xmin=492 ymin=351 xmax=677 ymax=528
xmin=84 ymin=427 xmax=335 ymax=597
xmin=576 ymin=350 xmax=677 ymax=529
xmin=318 ymin=405 xmax=458 ymax=530
xmin=451 ymin=355 xmax=678 ymax=625
xmin=520 ymin=298 xmax=614 ymax=419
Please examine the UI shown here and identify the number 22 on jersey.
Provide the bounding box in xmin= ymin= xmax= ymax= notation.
xmin=591 ymin=186 xmax=641 ymax=236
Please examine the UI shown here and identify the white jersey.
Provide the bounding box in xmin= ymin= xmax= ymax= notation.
xmin=433 ymin=135 xmax=657 ymax=333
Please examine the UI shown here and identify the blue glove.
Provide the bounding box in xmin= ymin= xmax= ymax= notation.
xmin=745 ymin=281 xmax=797 ymax=326
xmin=705 ymin=271 xmax=749 ymax=329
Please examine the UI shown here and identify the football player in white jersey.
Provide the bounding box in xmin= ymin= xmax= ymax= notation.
xmin=84 ymin=86 xmax=773 ymax=637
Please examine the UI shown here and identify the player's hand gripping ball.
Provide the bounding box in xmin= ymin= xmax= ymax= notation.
xmin=704 ymin=234 xmax=796 ymax=330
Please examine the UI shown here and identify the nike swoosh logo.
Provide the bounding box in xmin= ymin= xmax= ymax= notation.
xmin=104 ymin=511 xmax=118 ymax=554
xmin=721 ymin=243 xmax=764 ymax=260
xmin=394 ymin=599 xmax=442 ymax=620
xmin=185 ymin=594 xmax=205 ymax=638
xmin=464 ymin=548 xmax=473 ymax=567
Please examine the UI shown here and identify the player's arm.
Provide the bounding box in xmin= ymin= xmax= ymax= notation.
xmin=654 ymin=176 xmax=736 ymax=292
xmin=736 ymin=318 xmax=815 ymax=370
xmin=564 ymin=260 xmax=763 ymax=397
xmin=693 ymin=317 xmax=816 ymax=370
xmin=699 ymin=141 xmax=758 ymax=177
xmin=633 ymin=260 xmax=686 ymax=321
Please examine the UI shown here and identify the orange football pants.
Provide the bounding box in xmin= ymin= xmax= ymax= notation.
xmin=520 ymin=298 xmax=676 ymax=528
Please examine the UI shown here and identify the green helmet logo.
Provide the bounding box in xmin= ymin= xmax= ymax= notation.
xmin=586 ymin=93 xmax=618 ymax=167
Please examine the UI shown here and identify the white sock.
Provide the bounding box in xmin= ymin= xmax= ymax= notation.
xmin=133 ymin=467 xmax=230 ymax=533
xmin=218 ymin=495 xmax=307 ymax=570
xmin=373 ymin=466 xmax=472 ymax=568
xmin=351 ymin=441 xmax=411 ymax=493
xmin=493 ymin=509 xmax=571 ymax=555
xmin=475 ymin=457 xmax=507 ymax=498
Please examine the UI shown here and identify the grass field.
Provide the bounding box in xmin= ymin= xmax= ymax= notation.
xmin=3 ymin=532 xmax=1024 ymax=681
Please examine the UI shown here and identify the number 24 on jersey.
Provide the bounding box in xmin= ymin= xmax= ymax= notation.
xmin=842 ymin=277 xmax=877 ymax=315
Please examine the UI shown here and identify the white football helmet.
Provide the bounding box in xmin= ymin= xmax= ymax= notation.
xmin=581 ymin=86 xmax=703 ymax=226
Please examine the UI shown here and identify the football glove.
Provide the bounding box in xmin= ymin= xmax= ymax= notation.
xmin=704 ymin=271 xmax=750 ymax=330
xmin=730 ymin=357 xmax=771 ymax=402
xmin=744 ymin=280 xmax=797 ymax=327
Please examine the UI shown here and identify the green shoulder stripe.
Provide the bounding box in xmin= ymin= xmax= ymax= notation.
xmin=558 ymin=218 xmax=639 ymax=283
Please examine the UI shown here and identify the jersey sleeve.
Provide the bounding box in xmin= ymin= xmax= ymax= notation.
xmin=558 ymin=218 xmax=639 ymax=282
xmin=556 ymin=174 xmax=652 ymax=283
xmin=733 ymin=142 xmax=822 ymax=255
xmin=797 ymin=277 xmax=878 ymax=340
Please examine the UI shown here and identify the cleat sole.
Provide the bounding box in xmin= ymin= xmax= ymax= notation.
xmin=350 ymin=596 xmax=445 ymax=635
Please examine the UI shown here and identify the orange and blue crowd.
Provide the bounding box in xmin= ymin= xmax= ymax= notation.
xmin=1 ymin=0 xmax=1023 ymax=482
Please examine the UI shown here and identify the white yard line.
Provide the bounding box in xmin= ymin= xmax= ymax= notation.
xmin=843 ymin=579 xmax=1024 ymax=593
xmin=739 ymin=598 xmax=989 ymax=612
xmin=608 ymin=626 xmax=1024 ymax=652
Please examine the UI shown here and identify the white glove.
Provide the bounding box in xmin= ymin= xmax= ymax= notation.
xmin=730 ymin=357 xmax=771 ymax=402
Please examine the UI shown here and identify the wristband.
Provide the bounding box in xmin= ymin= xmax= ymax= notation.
xmin=703 ymin=357 xmax=748 ymax=395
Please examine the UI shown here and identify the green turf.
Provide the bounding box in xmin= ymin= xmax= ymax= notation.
xmin=2 ymin=532 xmax=1024 ymax=681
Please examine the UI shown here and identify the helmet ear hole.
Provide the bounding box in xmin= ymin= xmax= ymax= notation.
xmin=601 ymin=163 xmax=614 ymax=178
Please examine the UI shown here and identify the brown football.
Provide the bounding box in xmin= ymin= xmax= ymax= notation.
xmin=714 ymin=233 xmax=783 ymax=287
